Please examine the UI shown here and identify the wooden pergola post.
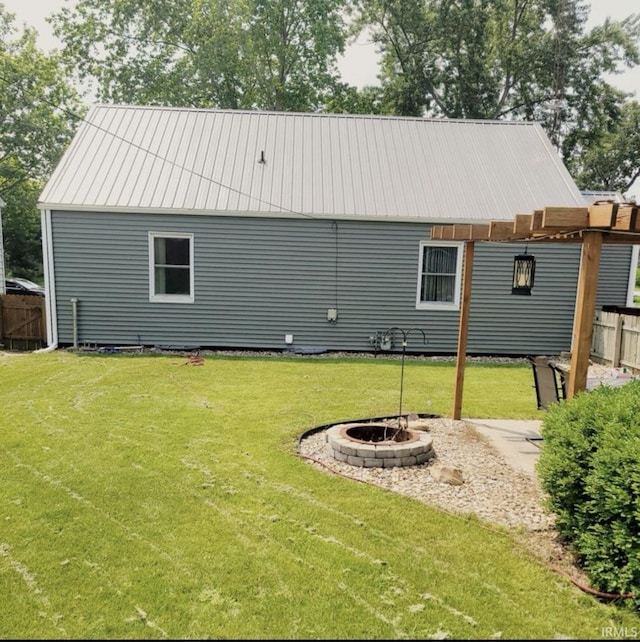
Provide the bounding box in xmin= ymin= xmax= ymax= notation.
xmin=567 ymin=230 xmax=603 ymax=398
xmin=453 ymin=241 xmax=474 ymax=419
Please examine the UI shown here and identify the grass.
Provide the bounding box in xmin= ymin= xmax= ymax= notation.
xmin=0 ymin=350 xmax=637 ymax=639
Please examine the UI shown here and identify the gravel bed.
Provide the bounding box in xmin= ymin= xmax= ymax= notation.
xmin=298 ymin=416 xmax=555 ymax=533
xmin=124 ymin=346 xmax=532 ymax=364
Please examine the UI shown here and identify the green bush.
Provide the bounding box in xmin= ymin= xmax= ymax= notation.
xmin=537 ymin=380 xmax=640 ymax=601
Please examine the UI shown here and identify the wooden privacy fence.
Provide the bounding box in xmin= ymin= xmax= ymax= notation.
xmin=0 ymin=294 xmax=46 ymax=350
xmin=591 ymin=308 xmax=640 ymax=373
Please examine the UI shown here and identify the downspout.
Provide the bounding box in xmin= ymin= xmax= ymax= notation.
xmin=71 ymin=298 xmax=78 ymax=349
xmin=35 ymin=208 xmax=58 ymax=353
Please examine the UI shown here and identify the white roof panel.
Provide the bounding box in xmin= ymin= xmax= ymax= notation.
xmin=39 ymin=105 xmax=586 ymax=221
xmin=581 ymin=190 xmax=626 ymax=204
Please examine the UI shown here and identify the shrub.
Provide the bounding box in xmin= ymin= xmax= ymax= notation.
xmin=537 ymin=380 xmax=640 ymax=601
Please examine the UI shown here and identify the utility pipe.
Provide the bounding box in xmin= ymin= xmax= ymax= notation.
xmin=35 ymin=342 xmax=58 ymax=353
xmin=71 ymin=297 xmax=78 ymax=349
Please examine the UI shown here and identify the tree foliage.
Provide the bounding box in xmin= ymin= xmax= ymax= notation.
xmin=0 ymin=5 xmax=85 ymax=280
xmin=1 ymin=169 xmax=44 ymax=281
xmin=50 ymin=0 xmax=354 ymax=112
xmin=567 ymin=97 xmax=640 ymax=193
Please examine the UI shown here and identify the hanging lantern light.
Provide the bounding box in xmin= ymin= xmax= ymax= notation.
xmin=512 ymin=248 xmax=536 ymax=295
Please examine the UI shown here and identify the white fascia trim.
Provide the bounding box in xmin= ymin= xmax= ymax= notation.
xmin=37 ymin=204 xmax=497 ymax=226
xmin=41 ymin=208 xmax=58 ymax=347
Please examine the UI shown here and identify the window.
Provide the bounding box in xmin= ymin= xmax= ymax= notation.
xmin=149 ymin=232 xmax=194 ymax=303
xmin=416 ymin=241 xmax=463 ymax=309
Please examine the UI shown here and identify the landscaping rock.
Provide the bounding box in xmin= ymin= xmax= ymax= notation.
xmin=430 ymin=463 xmax=464 ymax=485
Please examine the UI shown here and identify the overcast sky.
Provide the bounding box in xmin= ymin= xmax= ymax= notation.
xmin=4 ymin=0 xmax=640 ymax=95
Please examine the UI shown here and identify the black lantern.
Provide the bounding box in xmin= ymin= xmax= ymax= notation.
xmin=511 ymin=249 xmax=536 ymax=295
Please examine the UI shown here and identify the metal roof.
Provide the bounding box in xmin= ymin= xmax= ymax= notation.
xmin=581 ymin=189 xmax=627 ymax=204
xmin=39 ymin=105 xmax=585 ymax=221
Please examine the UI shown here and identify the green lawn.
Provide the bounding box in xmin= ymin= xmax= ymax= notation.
xmin=0 ymin=350 xmax=637 ymax=639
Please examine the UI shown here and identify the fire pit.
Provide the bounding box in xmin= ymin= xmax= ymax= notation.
xmin=320 ymin=327 xmax=436 ymax=468
xmin=326 ymin=420 xmax=434 ymax=468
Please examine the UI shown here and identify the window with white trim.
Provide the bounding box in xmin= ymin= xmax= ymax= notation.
xmin=416 ymin=241 xmax=463 ymax=309
xmin=149 ymin=232 xmax=194 ymax=303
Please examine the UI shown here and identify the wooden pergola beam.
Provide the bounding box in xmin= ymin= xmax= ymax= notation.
xmin=431 ymin=225 xmax=443 ymax=239
xmin=542 ymin=207 xmax=589 ymax=228
xmin=431 ymin=224 xmax=490 ymax=240
xmin=589 ymin=203 xmax=618 ymax=227
xmin=514 ymin=214 xmax=532 ymax=235
xmin=612 ymin=205 xmax=639 ymax=231
xmin=452 ymin=224 xmax=473 ymax=240
xmin=430 ymin=204 xmax=640 ymax=243
xmin=530 ymin=210 xmax=544 ymax=231
xmin=470 ymin=224 xmax=490 ymax=240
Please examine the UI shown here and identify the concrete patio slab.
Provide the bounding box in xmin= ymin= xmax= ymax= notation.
xmin=464 ymin=418 xmax=543 ymax=477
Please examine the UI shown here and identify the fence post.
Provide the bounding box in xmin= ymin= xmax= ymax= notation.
xmin=613 ymin=314 xmax=624 ymax=367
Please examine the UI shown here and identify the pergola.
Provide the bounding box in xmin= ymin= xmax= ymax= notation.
xmin=429 ymin=201 xmax=640 ymax=419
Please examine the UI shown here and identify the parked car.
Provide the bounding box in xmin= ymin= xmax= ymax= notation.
xmin=4 ymin=277 xmax=45 ymax=296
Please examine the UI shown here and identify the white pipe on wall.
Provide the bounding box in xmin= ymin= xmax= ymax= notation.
xmin=71 ymin=298 xmax=78 ymax=349
xmin=40 ymin=209 xmax=58 ymax=347
xmin=34 ymin=208 xmax=59 ymax=354
xmin=35 ymin=342 xmax=58 ymax=354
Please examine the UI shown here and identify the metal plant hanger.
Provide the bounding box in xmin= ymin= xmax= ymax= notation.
xmin=384 ymin=327 xmax=428 ymax=435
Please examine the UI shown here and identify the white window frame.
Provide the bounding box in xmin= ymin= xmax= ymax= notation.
xmin=415 ymin=241 xmax=464 ymax=310
xmin=148 ymin=232 xmax=194 ymax=303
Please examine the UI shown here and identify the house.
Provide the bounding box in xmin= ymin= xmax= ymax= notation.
xmin=581 ymin=189 xmax=627 ymax=204
xmin=37 ymin=105 xmax=636 ymax=355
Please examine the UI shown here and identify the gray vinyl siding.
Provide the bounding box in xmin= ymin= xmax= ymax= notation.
xmin=50 ymin=211 xmax=633 ymax=355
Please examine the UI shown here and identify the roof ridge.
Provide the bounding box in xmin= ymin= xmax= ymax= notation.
xmin=89 ymin=103 xmax=537 ymax=127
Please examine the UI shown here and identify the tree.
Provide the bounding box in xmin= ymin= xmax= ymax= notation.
xmin=324 ymin=82 xmax=388 ymax=114
xmin=355 ymin=0 xmax=553 ymax=119
xmin=355 ymin=0 xmax=640 ymax=197
xmin=1 ymin=169 xmax=44 ymax=280
xmin=0 ymin=5 xmax=85 ymax=280
xmin=50 ymin=0 xmax=354 ymax=112
xmin=568 ymin=99 xmax=640 ymax=195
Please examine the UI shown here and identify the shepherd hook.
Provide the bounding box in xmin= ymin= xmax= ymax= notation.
xmin=385 ymin=327 xmax=428 ymax=432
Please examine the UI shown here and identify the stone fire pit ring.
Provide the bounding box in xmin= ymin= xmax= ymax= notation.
xmin=326 ymin=422 xmax=434 ymax=468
